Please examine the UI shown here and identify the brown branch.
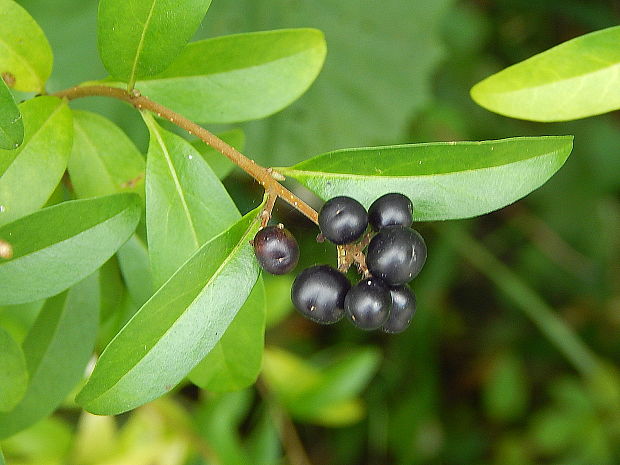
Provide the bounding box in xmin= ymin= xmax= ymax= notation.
xmin=52 ymin=85 xmax=319 ymax=225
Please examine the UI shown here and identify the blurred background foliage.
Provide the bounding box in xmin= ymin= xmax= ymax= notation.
xmin=2 ymin=0 xmax=620 ymax=464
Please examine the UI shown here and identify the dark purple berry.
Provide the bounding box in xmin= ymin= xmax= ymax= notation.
xmin=366 ymin=225 xmax=427 ymax=286
xmin=253 ymin=225 xmax=299 ymax=275
xmin=368 ymin=193 xmax=413 ymax=230
xmin=318 ymin=196 xmax=368 ymax=244
xmin=345 ymin=277 xmax=392 ymax=330
xmin=291 ymin=265 xmax=350 ymax=324
xmin=382 ymin=285 xmax=416 ymax=334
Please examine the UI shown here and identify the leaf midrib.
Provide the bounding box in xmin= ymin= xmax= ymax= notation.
xmin=478 ymin=60 xmax=620 ymax=95
xmin=1 ymin=202 xmax=133 ymax=263
xmin=81 ymin=216 xmax=259 ymax=406
xmin=149 ymin=124 xmax=200 ymax=249
xmin=139 ymin=43 xmax=321 ymax=84
xmin=127 ymin=0 xmax=159 ymax=87
xmin=0 ymin=38 xmax=44 ymax=91
xmin=280 ymin=149 xmax=566 ymax=180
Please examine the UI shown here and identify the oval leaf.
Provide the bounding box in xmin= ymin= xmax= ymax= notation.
xmin=0 ymin=327 xmax=28 ymax=412
xmin=0 ymin=0 xmax=53 ymax=92
xmin=76 ymin=208 xmax=263 ymax=415
xmin=117 ymin=235 xmax=153 ymax=308
xmin=98 ymin=0 xmax=212 ymax=85
xmin=189 ymin=278 xmax=266 ymax=392
xmin=129 ymin=29 xmax=326 ymax=123
xmin=0 ymin=97 xmax=73 ymax=227
xmin=144 ymin=115 xmax=239 ymax=286
xmin=280 ymin=136 xmax=574 ymax=221
xmin=471 ymin=26 xmax=620 ymax=121
xmin=0 ymin=275 xmax=99 ymax=439
xmin=0 ymin=78 xmax=23 ymax=150
xmin=68 ymin=110 xmax=145 ymax=199
xmin=0 ymin=193 xmax=141 ymax=305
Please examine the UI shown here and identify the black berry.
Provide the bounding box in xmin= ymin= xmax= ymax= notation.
xmin=366 ymin=225 xmax=427 ymax=285
xmin=318 ymin=196 xmax=368 ymax=244
xmin=291 ymin=265 xmax=350 ymax=324
xmin=345 ymin=277 xmax=392 ymax=330
xmin=253 ymin=225 xmax=299 ymax=275
xmin=382 ymin=285 xmax=416 ymax=334
xmin=368 ymin=193 xmax=413 ymax=230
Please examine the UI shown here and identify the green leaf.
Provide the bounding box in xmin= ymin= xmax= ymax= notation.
xmin=0 ymin=446 xmax=4 ymax=465
xmin=0 ymin=78 xmax=23 ymax=150
xmin=0 ymin=193 xmax=141 ymax=305
xmin=0 ymin=275 xmax=99 ymax=439
xmin=127 ymin=28 xmax=326 ymax=123
xmin=471 ymin=26 xmax=620 ymax=121
xmin=97 ymin=0 xmax=212 ymax=85
xmin=280 ymin=136 xmax=574 ymax=221
xmin=200 ymin=0 xmax=451 ymax=165
xmin=144 ymin=115 xmax=240 ymax=287
xmin=191 ymin=129 xmax=245 ymax=180
xmin=117 ymin=235 xmax=153 ymax=308
xmin=0 ymin=97 xmax=72 ymax=226
xmin=77 ymin=208 xmax=263 ymax=415
xmin=0 ymin=327 xmax=28 ymax=412
xmin=189 ymin=278 xmax=266 ymax=391
xmin=0 ymin=0 xmax=53 ymax=92
xmin=68 ymin=110 xmax=145 ymax=199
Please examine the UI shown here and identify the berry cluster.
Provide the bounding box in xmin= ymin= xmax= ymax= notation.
xmin=253 ymin=193 xmax=427 ymax=334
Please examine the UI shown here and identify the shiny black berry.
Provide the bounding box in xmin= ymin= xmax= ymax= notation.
xmin=368 ymin=193 xmax=413 ymax=230
xmin=253 ymin=225 xmax=299 ymax=275
xmin=318 ymin=196 xmax=368 ymax=244
xmin=345 ymin=277 xmax=392 ymax=330
xmin=382 ymin=285 xmax=416 ymax=334
xmin=291 ymin=265 xmax=350 ymax=324
xmin=366 ymin=225 xmax=427 ymax=285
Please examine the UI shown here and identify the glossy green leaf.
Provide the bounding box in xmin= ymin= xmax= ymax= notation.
xmin=280 ymin=136 xmax=574 ymax=221
xmin=77 ymin=208 xmax=263 ymax=415
xmin=471 ymin=26 xmax=620 ymax=121
xmin=98 ymin=257 xmax=125 ymax=323
xmin=0 ymin=78 xmax=23 ymax=150
xmin=189 ymin=278 xmax=266 ymax=392
xmin=97 ymin=0 xmax=212 ymax=85
xmin=125 ymin=29 xmax=326 ymax=123
xmin=0 ymin=275 xmax=99 ymax=439
xmin=191 ymin=129 xmax=245 ymax=180
xmin=68 ymin=110 xmax=145 ymax=199
xmin=0 ymin=327 xmax=28 ymax=412
xmin=0 ymin=97 xmax=72 ymax=226
xmin=117 ymin=235 xmax=153 ymax=308
xmin=0 ymin=193 xmax=141 ymax=305
xmin=144 ymin=115 xmax=239 ymax=287
xmin=0 ymin=0 xmax=53 ymax=92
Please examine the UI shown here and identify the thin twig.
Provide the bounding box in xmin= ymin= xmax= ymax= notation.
xmin=52 ymin=85 xmax=319 ymax=225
